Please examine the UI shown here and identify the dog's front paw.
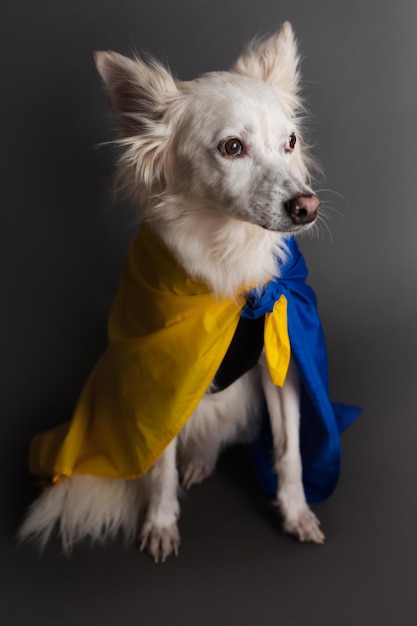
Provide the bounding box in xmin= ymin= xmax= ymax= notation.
xmin=281 ymin=506 xmax=325 ymax=544
xmin=278 ymin=488 xmax=325 ymax=544
xmin=139 ymin=520 xmax=180 ymax=563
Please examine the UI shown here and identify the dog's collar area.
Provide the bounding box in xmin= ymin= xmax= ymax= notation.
xmin=245 ymin=291 xmax=258 ymax=309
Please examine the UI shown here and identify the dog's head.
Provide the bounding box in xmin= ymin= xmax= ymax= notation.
xmin=95 ymin=22 xmax=319 ymax=234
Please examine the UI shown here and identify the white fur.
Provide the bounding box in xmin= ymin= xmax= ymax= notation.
xmin=19 ymin=475 xmax=145 ymax=553
xmin=19 ymin=22 xmax=324 ymax=561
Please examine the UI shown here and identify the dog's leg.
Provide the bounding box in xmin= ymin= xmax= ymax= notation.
xmin=179 ymin=370 xmax=261 ymax=489
xmin=180 ymin=435 xmax=220 ymax=490
xmin=261 ymin=357 xmax=325 ymax=543
xmin=179 ymin=391 xmax=230 ymax=489
xmin=139 ymin=438 xmax=180 ymax=562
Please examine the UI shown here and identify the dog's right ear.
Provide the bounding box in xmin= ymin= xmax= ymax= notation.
xmin=94 ymin=51 xmax=177 ymax=136
xmin=94 ymin=51 xmax=179 ymax=190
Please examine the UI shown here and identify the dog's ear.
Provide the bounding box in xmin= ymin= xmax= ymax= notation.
xmin=232 ymin=22 xmax=301 ymax=112
xmin=94 ymin=51 xmax=177 ymax=135
xmin=94 ymin=51 xmax=178 ymax=190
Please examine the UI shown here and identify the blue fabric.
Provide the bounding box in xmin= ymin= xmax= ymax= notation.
xmin=242 ymin=236 xmax=361 ymax=502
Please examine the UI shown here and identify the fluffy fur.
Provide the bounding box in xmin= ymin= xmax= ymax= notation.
xmin=19 ymin=22 xmax=325 ymax=562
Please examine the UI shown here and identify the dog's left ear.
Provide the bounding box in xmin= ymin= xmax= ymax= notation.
xmin=232 ymin=22 xmax=301 ymax=112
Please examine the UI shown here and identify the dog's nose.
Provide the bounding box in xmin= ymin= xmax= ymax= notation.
xmin=284 ymin=194 xmax=320 ymax=225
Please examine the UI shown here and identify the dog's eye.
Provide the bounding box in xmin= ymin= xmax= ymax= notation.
xmin=285 ymin=132 xmax=297 ymax=152
xmin=218 ymin=138 xmax=244 ymax=157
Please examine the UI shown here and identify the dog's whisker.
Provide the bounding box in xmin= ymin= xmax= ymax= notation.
xmin=316 ymin=214 xmax=334 ymax=243
xmin=315 ymin=188 xmax=349 ymax=205
xmin=313 ymin=220 xmax=324 ymax=241
xmin=318 ymin=207 xmax=335 ymax=222
xmin=316 ymin=200 xmax=345 ymax=220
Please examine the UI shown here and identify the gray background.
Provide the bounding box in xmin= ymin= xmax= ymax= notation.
xmin=2 ymin=0 xmax=417 ymax=624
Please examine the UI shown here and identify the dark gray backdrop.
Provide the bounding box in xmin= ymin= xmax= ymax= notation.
xmin=3 ymin=1 xmax=417 ymax=625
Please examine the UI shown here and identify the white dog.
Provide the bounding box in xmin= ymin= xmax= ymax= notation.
xmin=19 ymin=22 xmax=327 ymax=562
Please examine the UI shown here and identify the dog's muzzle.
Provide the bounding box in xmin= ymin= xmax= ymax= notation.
xmin=284 ymin=194 xmax=320 ymax=225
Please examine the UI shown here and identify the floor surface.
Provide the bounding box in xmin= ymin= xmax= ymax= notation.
xmin=4 ymin=323 xmax=416 ymax=626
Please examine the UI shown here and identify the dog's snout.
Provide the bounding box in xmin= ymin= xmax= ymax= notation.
xmin=284 ymin=194 xmax=320 ymax=225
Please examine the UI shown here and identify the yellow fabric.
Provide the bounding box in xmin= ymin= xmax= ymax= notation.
xmin=264 ymin=297 xmax=291 ymax=387
xmin=29 ymin=225 xmax=290 ymax=482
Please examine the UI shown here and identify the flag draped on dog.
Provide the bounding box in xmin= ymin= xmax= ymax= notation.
xmin=28 ymin=224 xmax=359 ymax=501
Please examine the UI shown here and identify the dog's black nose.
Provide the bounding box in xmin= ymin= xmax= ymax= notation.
xmin=284 ymin=194 xmax=320 ymax=225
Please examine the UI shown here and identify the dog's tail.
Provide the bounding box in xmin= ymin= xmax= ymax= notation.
xmin=18 ymin=475 xmax=146 ymax=553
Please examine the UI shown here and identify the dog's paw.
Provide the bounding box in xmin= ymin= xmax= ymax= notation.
xmin=278 ymin=488 xmax=325 ymax=544
xmin=282 ymin=506 xmax=325 ymax=544
xmin=139 ymin=520 xmax=180 ymax=563
xmin=180 ymin=459 xmax=215 ymax=489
